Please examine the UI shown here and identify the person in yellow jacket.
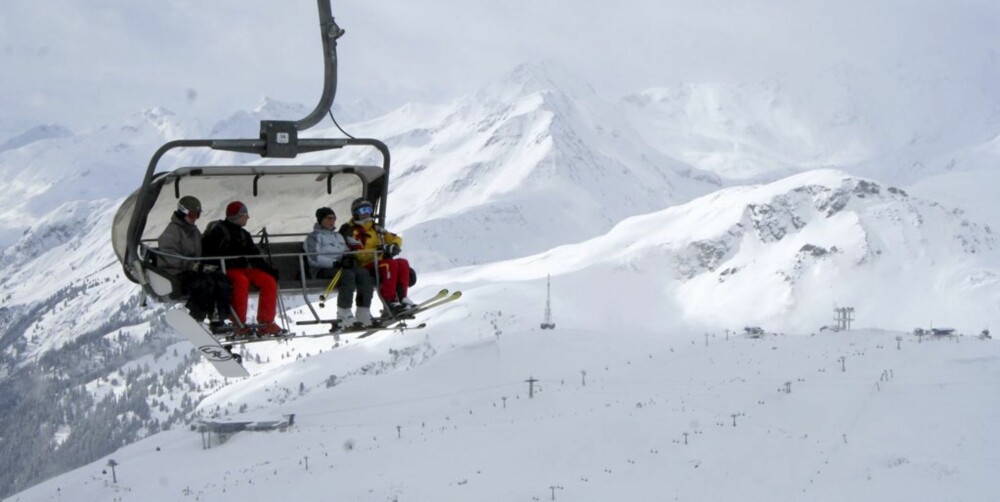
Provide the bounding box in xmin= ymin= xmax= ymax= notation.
xmin=340 ymin=198 xmax=414 ymax=313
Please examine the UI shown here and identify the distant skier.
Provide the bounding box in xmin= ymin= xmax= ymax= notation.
xmin=201 ymin=201 xmax=283 ymax=336
xmin=305 ymin=207 xmax=375 ymax=326
xmin=155 ymin=195 xmax=232 ymax=328
xmin=341 ymin=198 xmax=414 ymax=313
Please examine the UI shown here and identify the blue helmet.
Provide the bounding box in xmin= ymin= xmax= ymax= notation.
xmin=351 ymin=198 xmax=374 ymax=220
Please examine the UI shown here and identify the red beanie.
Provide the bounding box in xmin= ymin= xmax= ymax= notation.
xmin=226 ymin=201 xmax=248 ymax=217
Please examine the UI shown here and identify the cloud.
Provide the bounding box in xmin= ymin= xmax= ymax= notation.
xmin=2 ymin=0 xmax=998 ymax=130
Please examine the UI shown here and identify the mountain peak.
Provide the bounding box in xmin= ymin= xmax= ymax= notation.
xmin=137 ymin=106 xmax=177 ymax=126
xmin=252 ymin=96 xmax=308 ymax=119
xmin=475 ymin=62 xmax=597 ymax=104
xmin=208 ymin=97 xmax=309 ymax=137
xmin=0 ymin=123 xmax=72 ymax=154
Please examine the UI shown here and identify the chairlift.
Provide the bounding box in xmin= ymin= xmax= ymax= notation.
xmin=111 ymin=1 xmax=397 ymax=331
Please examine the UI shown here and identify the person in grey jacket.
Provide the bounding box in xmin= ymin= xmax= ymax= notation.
xmin=157 ymin=196 xmax=232 ymax=326
xmin=305 ymin=207 xmax=374 ymax=326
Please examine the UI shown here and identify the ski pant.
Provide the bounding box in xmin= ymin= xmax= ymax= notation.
xmin=316 ymin=265 xmax=374 ymax=309
xmin=180 ymin=270 xmax=232 ymax=320
xmin=226 ymin=267 xmax=277 ymax=324
xmin=369 ymin=257 xmax=410 ymax=302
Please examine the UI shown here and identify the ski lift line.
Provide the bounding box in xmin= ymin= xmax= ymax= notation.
xmin=291 ymin=387 xmax=807 ymax=434
xmin=563 ymin=376 xmax=1000 ymax=389
xmin=293 ymin=374 xmax=957 ymax=425
xmin=298 ymin=381 xmax=523 ymax=418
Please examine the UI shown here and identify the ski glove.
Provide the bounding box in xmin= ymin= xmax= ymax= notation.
xmin=193 ymin=262 xmax=219 ymax=273
xmin=337 ymin=255 xmax=356 ymax=268
xmin=383 ymin=243 xmax=401 ymax=257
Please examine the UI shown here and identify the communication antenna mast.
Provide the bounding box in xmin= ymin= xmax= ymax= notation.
xmin=540 ymin=274 xmax=556 ymax=330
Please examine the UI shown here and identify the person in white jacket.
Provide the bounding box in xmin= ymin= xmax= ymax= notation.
xmin=305 ymin=207 xmax=375 ymax=326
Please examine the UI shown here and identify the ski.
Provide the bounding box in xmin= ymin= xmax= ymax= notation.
xmin=213 ymin=321 xmax=293 ymax=346
xmin=394 ymin=290 xmax=463 ymax=319
xmin=358 ymin=291 xmax=462 ymax=339
xmin=220 ymin=331 xmax=293 ymax=347
xmin=302 ymin=322 xmax=427 ymax=340
xmin=165 ymin=309 xmax=250 ymax=378
xmin=400 ymin=288 xmax=450 ymax=313
xmin=297 ymin=289 xmax=450 ymax=333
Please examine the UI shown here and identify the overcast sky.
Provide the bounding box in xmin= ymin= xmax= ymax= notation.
xmin=2 ymin=0 xmax=998 ymax=131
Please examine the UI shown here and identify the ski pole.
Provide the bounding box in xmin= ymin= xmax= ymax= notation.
xmin=318 ymin=269 xmax=342 ymax=308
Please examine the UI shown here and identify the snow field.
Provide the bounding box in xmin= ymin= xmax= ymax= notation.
xmin=16 ymin=311 xmax=1000 ymax=502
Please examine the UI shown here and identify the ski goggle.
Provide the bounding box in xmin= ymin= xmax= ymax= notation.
xmin=355 ymin=205 xmax=374 ymax=216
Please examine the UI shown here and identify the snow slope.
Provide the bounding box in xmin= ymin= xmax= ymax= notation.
xmin=11 ymin=298 xmax=999 ymax=501
xmin=0 ymin=199 xmax=145 ymax=361
xmin=339 ymin=63 xmax=720 ymax=269
xmin=0 ymin=108 xmax=193 ymax=248
xmin=441 ymin=169 xmax=1000 ymax=334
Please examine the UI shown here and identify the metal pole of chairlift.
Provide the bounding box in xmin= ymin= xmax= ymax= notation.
xmin=293 ymin=0 xmax=344 ymax=131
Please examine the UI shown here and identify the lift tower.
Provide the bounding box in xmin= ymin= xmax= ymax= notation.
xmin=540 ymin=274 xmax=556 ymax=330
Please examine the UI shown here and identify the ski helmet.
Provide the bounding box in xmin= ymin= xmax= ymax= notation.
xmin=177 ymin=196 xmax=202 ymax=216
xmin=351 ymin=198 xmax=374 ymax=220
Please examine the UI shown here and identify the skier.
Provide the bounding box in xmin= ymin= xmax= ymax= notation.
xmin=201 ymin=201 xmax=283 ymax=336
xmin=155 ymin=196 xmax=232 ymax=328
xmin=305 ymin=207 xmax=375 ymax=326
xmin=340 ymin=198 xmax=414 ymax=313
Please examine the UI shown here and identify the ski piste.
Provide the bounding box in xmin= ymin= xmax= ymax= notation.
xmin=358 ymin=290 xmax=462 ymax=338
xmin=164 ymin=308 xmax=250 ymax=378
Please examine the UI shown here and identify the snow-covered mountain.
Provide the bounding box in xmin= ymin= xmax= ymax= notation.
xmin=438 ymin=169 xmax=1000 ymax=334
xmin=0 ymin=199 xmax=140 ymax=359
xmin=623 ymin=66 xmax=1000 ymax=186
xmin=0 ymin=124 xmax=72 ymax=156
xmin=349 ymin=63 xmax=720 ymax=269
xmin=0 ymin=108 xmax=194 ymax=248
xmin=622 ymin=80 xmax=871 ymax=181
xmin=2 ymin=62 xmax=1000 ymax=499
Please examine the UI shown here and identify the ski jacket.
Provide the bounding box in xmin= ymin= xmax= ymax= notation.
xmin=156 ymin=213 xmax=202 ymax=274
xmin=339 ymin=219 xmax=402 ymax=268
xmin=201 ymin=219 xmax=268 ymax=271
xmin=304 ymin=223 xmax=359 ymax=273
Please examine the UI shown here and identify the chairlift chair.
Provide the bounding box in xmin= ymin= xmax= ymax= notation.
xmin=110 ymin=0 xmax=393 ymax=327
